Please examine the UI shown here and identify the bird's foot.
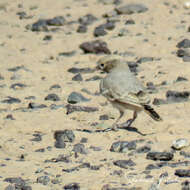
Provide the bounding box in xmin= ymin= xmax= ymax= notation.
xmin=120 ymin=119 xmax=134 ymax=128
xmin=104 ymin=124 xmax=119 ymax=132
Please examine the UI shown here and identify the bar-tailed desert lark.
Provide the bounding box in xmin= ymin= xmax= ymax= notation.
xmin=97 ymin=55 xmax=162 ymax=131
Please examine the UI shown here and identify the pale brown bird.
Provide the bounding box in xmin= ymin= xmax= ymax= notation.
xmin=97 ymin=55 xmax=162 ymax=131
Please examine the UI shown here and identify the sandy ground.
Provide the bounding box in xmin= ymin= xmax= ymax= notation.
xmin=1 ymin=0 xmax=190 ymax=189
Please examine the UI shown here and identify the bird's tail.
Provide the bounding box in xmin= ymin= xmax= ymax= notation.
xmin=143 ymin=105 xmax=162 ymax=121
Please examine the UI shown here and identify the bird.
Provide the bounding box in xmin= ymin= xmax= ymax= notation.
xmin=97 ymin=55 xmax=162 ymax=131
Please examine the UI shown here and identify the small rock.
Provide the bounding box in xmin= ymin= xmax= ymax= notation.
xmin=5 ymin=114 xmax=15 ymax=120
xmin=136 ymin=145 xmax=151 ymax=153
xmin=28 ymin=102 xmax=47 ymax=109
xmin=175 ymin=169 xmax=190 ymax=177
xmin=176 ymin=76 xmax=188 ymax=82
xmin=44 ymin=93 xmax=60 ymax=101
xmin=166 ymin=90 xmax=190 ymax=102
xmin=146 ymin=82 xmax=156 ymax=90
xmin=146 ymin=152 xmax=173 ymax=161
xmin=2 ymin=97 xmax=21 ymax=104
xmin=31 ymin=133 xmax=42 ymax=141
xmin=10 ymin=83 xmax=27 ymax=90
xmin=54 ymin=130 xmax=75 ymax=143
xmin=73 ymin=143 xmax=88 ymax=154
xmin=49 ymin=84 xmax=61 ymax=90
xmin=79 ymin=40 xmax=111 ymax=54
xmin=30 ymin=19 xmax=48 ymax=32
xmin=94 ymin=25 xmax=107 ymax=37
xmin=172 ymin=138 xmax=189 ymax=150
xmin=85 ymin=75 xmax=102 ymax=81
xmin=72 ymin=73 xmax=83 ymax=81
xmin=115 ymin=3 xmax=148 ymax=15
xmin=68 ymin=67 xmax=95 ymax=74
xmin=43 ymin=35 xmax=52 ymax=41
xmin=36 ymin=176 xmax=50 ymax=185
xmin=46 ymin=16 xmax=65 ymax=26
xmin=137 ymin=57 xmax=154 ymax=63
xmin=64 ymin=183 xmax=80 ymax=190
xmin=4 ymin=177 xmax=25 ymax=186
xmin=66 ymin=104 xmax=98 ymax=114
xmin=67 ymin=92 xmax=90 ymax=104
xmin=125 ymin=19 xmax=135 ymax=25
xmin=59 ymin=51 xmax=76 ymax=57
xmin=152 ymin=98 xmax=167 ymax=105
xmin=77 ymin=25 xmax=87 ymax=33
xmin=78 ymin=14 xmax=97 ymax=25
xmin=110 ymin=141 xmax=136 ymax=153
xmin=80 ymin=137 xmax=88 ymax=143
xmin=113 ymin=159 xmax=136 ymax=169
xmin=177 ymin=48 xmax=190 ymax=57
xmin=177 ymin=39 xmax=190 ymax=48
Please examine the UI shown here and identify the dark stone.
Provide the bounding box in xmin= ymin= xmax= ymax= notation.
xmin=152 ymin=98 xmax=167 ymax=105
xmin=28 ymin=102 xmax=47 ymax=109
xmin=50 ymin=104 xmax=65 ymax=110
xmin=177 ymin=39 xmax=190 ymax=48
xmin=89 ymin=146 xmax=101 ymax=151
xmin=177 ymin=48 xmax=190 ymax=57
xmin=103 ymin=21 xmax=116 ymax=30
xmin=36 ymin=176 xmax=50 ymax=185
xmin=10 ymin=83 xmax=27 ymax=90
xmin=73 ymin=143 xmax=88 ymax=154
xmin=146 ymin=151 xmax=173 ymax=161
xmin=64 ymin=182 xmax=80 ymax=190
xmin=7 ymin=66 xmax=24 ymax=72
xmin=78 ymin=14 xmax=97 ymax=25
xmin=2 ymin=97 xmax=21 ymax=104
xmin=31 ymin=133 xmax=42 ymax=142
xmin=44 ymin=93 xmax=60 ymax=101
xmin=176 ymin=76 xmax=188 ymax=82
xmin=30 ymin=19 xmax=48 ymax=32
xmin=4 ymin=177 xmax=25 ymax=186
xmin=35 ymin=148 xmax=45 ymax=152
xmin=125 ymin=19 xmax=135 ymax=25
xmin=72 ymin=73 xmax=83 ymax=81
xmin=58 ymin=51 xmax=76 ymax=57
xmin=67 ymin=92 xmax=90 ymax=104
xmin=80 ymin=137 xmax=88 ymax=143
xmin=136 ymin=145 xmax=151 ymax=153
xmin=25 ymin=96 xmax=36 ymax=100
xmin=68 ymin=67 xmax=95 ymax=74
xmin=146 ymin=82 xmax=156 ymax=90
xmin=46 ymin=16 xmax=65 ymax=26
xmin=77 ymin=25 xmax=87 ymax=33
xmin=85 ymin=75 xmax=102 ymax=81
xmin=115 ymin=4 xmax=148 ymax=15
xmin=45 ymin=154 xmax=70 ymax=163
xmin=110 ymin=141 xmax=136 ymax=153
xmin=79 ymin=40 xmax=111 ymax=54
xmin=66 ymin=104 xmax=99 ymax=114
xmin=113 ymin=159 xmax=136 ymax=169
xmin=175 ymin=169 xmax=190 ymax=177
xmin=55 ymin=139 xmax=67 ymax=149
xmin=127 ymin=61 xmax=138 ymax=72
xmin=49 ymin=84 xmax=61 ymax=90
xmin=94 ymin=26 xmax=107 ymax=37
xmin=166 ymin=90 xmax=190 ymax=102
xmin=137 ymin=57 xmax=154 ymax=63
xmin=43 ymin=35 xmax=52 ymax=41
xmin=54 ymin=130 xmax=75 ymax=143
xmin=99 ymin=114 xmax=109 ymax=120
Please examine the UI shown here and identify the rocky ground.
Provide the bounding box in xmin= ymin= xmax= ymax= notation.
xmin=1 ymin=0 xmax=190 ymax=189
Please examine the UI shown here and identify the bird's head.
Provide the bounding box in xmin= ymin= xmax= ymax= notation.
xmin=97 ymin=55 xmax=126 ymax=73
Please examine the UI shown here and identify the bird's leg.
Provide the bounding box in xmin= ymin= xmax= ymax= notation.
xmin=122 ymin=111 xmax=137 ymax=128
xmin=105 ymin=111 xmax=124 ymax=132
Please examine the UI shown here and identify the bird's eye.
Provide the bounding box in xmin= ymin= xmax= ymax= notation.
xmin=100 ymin=63 xmax=104 ymax=67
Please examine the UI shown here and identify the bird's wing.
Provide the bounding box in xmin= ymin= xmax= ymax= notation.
xmin=100 ymin=71 xmax=150 ymax=105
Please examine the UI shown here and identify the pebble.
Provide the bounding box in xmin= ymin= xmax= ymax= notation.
xmin=59 ymin=51 xmax=76 ymax=57
xmin=73 ymin=143 xmax=88 ymax=154
xmin=175 ymin=169 xmax=190 ymax=177
xmin=99 ymin=114 xmax=109 ymax=120
xmin=79 ymin=40 xmax=111 ymax=54
xmin=115 ymin=3 xmax=148 ymax=15
xmin=94 ymin=25 xmax=107 ymax=37
xmin=77 ymin=25 xmax=87 ymax=33
xmin=66 ymin=104 xmax=99 ymax=114
xmin=30 ymin=133 xmax=42 ymax=142
xmin=46 ymin=16 xmax=65 ymax=26
xmin=152 ymin=98 xmax=167 ymax=105
xmin=54 ymin=130 xmax=75 ymax=143
xmin=36 ymin=175 xmax=50 ymax=185
xmin=136 ymin=145 xmax=151 ymax=153
xmin=78 ymin=14 xmax=97 ymax=25
xmin=172 ymin=138 xmax=189 ymax=150
xmin=49 ymin=84 xmax=61 ymax=90
xmin=29 ymin=19 xmax=48 ymax=32
xmin=177 ymin=39 xmax=190 ymax=48
xmin=166 ymin=90 xmax=190 ymax=102
xmin=137 ymin=57 xmax=154 ymax=63
xmin=5 ymin=114 xmax=15 ymax=120
xmin=68 ymin=67 xmax=95 ymax=74
xmin=2 ymin=96 xmax=21 ymax=104
xmin=4 ymin=177 xmax=26 ymax=187
xmin=28 ymin=102 xmax=47 ymax=109
xmin=43 ymin=35 xmax=52 ymax=41
xmin=125 ymin=19 xmax=135 ymax=25
xmin=72 ymin=73 xmax=83 ymax=81
xmin=64 ymin=182 xmax=80 ymax=190
xmin=44 ymin=93 xmax=60 ymax=101
xmin=113 ymin=159 xmax=136 ymax=169
xmin=146 ymin=151 xmax=173 ymax=161
xmin=67 ymin=92 xmax=90 ymax=104
xmin=176 ymin=76 xmax=188 ymax=82
xmin=10 ymin=83 xmax=27 ymax=90
xmin=110 ymin=141 xmax=136 ymax=153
